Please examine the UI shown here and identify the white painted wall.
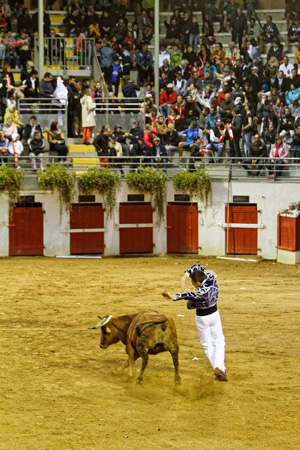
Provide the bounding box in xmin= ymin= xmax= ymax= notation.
xmin=0 ymin=181 xmax=298 ymax=259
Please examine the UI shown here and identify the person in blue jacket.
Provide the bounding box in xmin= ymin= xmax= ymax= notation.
xmin=178 ymin=120 xmax=201 ymax=163
xmin=136 ymin=42 xmax=154 ymax=86
xmin=162 ymin=263 xmax=227 ymax=381
xmin=108 ymin=57 xmax=122 ymax=97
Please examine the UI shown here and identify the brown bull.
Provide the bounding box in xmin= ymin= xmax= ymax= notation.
xmin=90 ymin=310 xmax=181 ymax=385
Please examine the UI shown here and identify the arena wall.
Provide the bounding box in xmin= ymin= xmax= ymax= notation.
xmin=0 ymin=181 xmax=297 ymax=259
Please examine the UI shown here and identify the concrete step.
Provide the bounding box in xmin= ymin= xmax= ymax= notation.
xmin=68 ymin=144 xmax=96 ymax=153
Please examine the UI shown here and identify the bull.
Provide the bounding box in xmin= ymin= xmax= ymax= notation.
xmin=89 ymin=310 xmax=181 ymax=385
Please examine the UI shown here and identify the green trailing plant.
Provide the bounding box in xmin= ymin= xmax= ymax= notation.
xmin=126 ymin=167 xmax=168 ymax=224
xmin=0 ymin=164 xmax=24 ymax=212
xmin=38 ymin=164 xmax=75 ymax=213
xmin=78 ymin=167 xmax=120 ymax=218
xmin=172 ymin=169 xmax=212 ymax=207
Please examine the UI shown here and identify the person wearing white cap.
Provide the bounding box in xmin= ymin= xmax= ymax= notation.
xmin=159 ymin=83 xmax=177 ymax=118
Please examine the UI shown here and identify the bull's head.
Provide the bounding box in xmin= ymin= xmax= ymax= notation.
xmin=89 ymin=315 xmax=120 ymax=349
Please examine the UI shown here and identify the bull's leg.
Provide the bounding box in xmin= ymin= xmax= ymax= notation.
xmin=137 ymin=351 xmax=149 ymax=385
xmin=170 ymin=346 xmax=181 ymax=385
xmin=126 ymin=343 xmax=137 ymax=378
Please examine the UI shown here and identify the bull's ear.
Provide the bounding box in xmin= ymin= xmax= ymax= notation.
xmin=106 ymin=327 xmax=111 ymax=334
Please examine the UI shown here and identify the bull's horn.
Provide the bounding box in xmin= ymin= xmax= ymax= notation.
xmin=89 ymin=315 xmax=113 ymax=330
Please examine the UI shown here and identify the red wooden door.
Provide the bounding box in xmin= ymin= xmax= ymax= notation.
xmin=167 ymin=204 xmax=199 ymax=253
xmin=277 ymin=215 xmax=300 ymax=251
xmin=70 ymin=204 xmax=104 ymax=254
xmin=119 ymin=203 xmax=153 ymax=253
xmin=225 ymin=205 xmax=258 ymax=254
xmin=9 ymin=206 xmax=44 ymax=256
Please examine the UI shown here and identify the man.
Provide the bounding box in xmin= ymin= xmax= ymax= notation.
xmin=174 ymin=71 xmax=187 ymax=95
xmin=219 ymin=93 xmax=234 ymax=124
xmin=159 ymin=83 xmax=177 ymax=118
xmin=128 ymin=121 xmax=144 ymax=150
xmin=131 ymin=136 xmax=149 ymax=169
xmin=162 ymin=263 xmax=227 ymax=381
xmin=39 ymin=72 xmax=54 ymax=99
xmin=110 ymin=18 xmax=128 ymax=44
xmin=47 ymin=28 xmax=66 ymax=65
xmin=267 ymin=40 xmax=283 ymax=63
xmin=287 ymin=16 xmax=300 ymax=47
xmin=279 ymin=107 xmax=295 ymax=135
xmin=204 ymin=106 xmax=221 ymax=132
xmin=175 ymin=59 xmax=190 ymax=81
xmin=241 ymin=133 xmax=266 ymax=176
xmin=93 ymin=125 xmax=111 ymax=167
xmin=279 ymin=56 xmax=295 ymax=77
xmin=149 ymin=137 xmax=167 ymax=171
xmin=162 ymin=18 xmax=180 ymax=47
xmin=136 ymin=42 xmax=154 ymax=86
xmin=184 ymin=71 xmax=202 ymax=94
xmin=164 ymin=123 xmax=180 ymax=157
xmin=225 ymin=41 xmax=240 ymax=63
xmin=178 ymin=120 xmax=200 ymax=162
xmin=260 ymin=15 xmax=280 ymax=51
xmin=205 ymin=118 xmax=226 ymax=163
xmin=229 ymin=7 xmax=247 ymax=49
xmin=158 ymin=45 xmax=170 ymax=67
xmin=229 ymin=107 xmax=243 ymax=161
xmin=170 ymin=44 xmax=183 ymax=69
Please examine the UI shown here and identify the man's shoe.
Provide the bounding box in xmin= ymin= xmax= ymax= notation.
xmin=214 ymin=367 xmax=228 ymax=381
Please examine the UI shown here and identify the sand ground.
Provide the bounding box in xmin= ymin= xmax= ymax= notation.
xmin=1 ymin=256 xmax=300 ymax=450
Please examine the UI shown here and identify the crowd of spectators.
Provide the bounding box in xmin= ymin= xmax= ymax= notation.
xmin=1 ymin=1 xmax=300 ymax=175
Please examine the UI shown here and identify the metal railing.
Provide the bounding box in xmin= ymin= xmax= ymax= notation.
xmin=2 ymin=155 xmax=299 ymax=182
xmin=94 ymin=98 xmax=146 ymax=132
xmin=35 ymin=37 xmax=96 ymax=70
xmin=17 ymin=97 xmax=68 ymax=135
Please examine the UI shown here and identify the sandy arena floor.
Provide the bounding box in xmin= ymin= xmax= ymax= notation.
xmin=1 ymin=256 xmax=300 ymax=450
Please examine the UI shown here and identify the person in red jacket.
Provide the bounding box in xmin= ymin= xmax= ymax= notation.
xmin=159 ymin=83 xmax=177 ymax=118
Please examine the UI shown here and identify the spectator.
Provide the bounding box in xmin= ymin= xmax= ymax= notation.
xmin=128 ymin=120 xmax=144 ymax=150
xmin=241 ymin=103 xmax=254 ymax=158
xmin=201 ymin=20 xmax=215 ymax=48
xmin=241 ymin=133 xmax=267 ymax=176
xmin=267 ymin=40 xmax=283 ymax=63
xmin=210 ymin=42 xmax=226 ymax=66
xmin=93 ymin=125 xmax=111 ymax=167
xmin=162 ymin=17 xmax=180 ymax=47
xmin=110 ymin=18 xmax=128 ymax=44
xmin=229 ymin=107 xmax=243 ymax=161
xmin=113 ymin=125 xmax=130 ymax=157
xmin=131 ymin=136 xmax=149 ymax=169
xmin=63 ymin=9 xmax=81 ymax=36
xmin=100 ymin=42 xmax=115 ymax=83
xmin=3 ymin=116 xmax=17 ymax=140
xmin=164 ymin=122 xmax=180 ymax=156
xmin=4 ymin=104 xmax=24 ymax=136
xmin=80 ymin=88 xmax=96 ymax=145
xmin=229 ymin=7 xmax=247 ymax=49
xmin=260 ymin=16 xmax=280 ymax=52
xmin=219 ymin=93 xmax=234 ymax=123
xmin=109 ymin=133 xmax=125 ymax=176
xmin=263 ymin=122 xmax=277 ymax=154
xmin=205 ymin=118 xmax=226 ymax=163
xmin=17 ymin=8 xmax=32 ymax=34
xmin=188 ymin=135 xmax=205 ymax=171
xmin=8 ymin=132 xmax=23 ymax=168
xmin=39 ymin=72 xmax=54 ymax=99
xmin=291 ymin=126 xmax=300 ymax=160
xmin=180 ymin=11 xmax=192 ymax=52
xmin=136 ymin=42 xmax=154 ymax=86
xmin=225 ymin=41 xmax=240 ymax=63
xmin=189 ymin=15 xmax=199 ymax=53
xmin=0 ymin=130 xmax=9 ymax=164
xmin=29 ymin=130 xmax=47 ymax=172
xmin=178 ymin=120 xmax=200 ymax=162
xmin=22 ymin=115 xmax=43 ymax=144
xmin=48 ymin=121 xmax=69 ymax=163
xmin=149 ymin=136 xmax=167 ymax=171
xmin=279 ymin=56 xmax=294 ymax=77
xmin=266 ymin=135 xmax=290 ymax=178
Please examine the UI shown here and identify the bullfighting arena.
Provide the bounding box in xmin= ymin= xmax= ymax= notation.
xmin=1 ymin=256 xmax=300 ymax=450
